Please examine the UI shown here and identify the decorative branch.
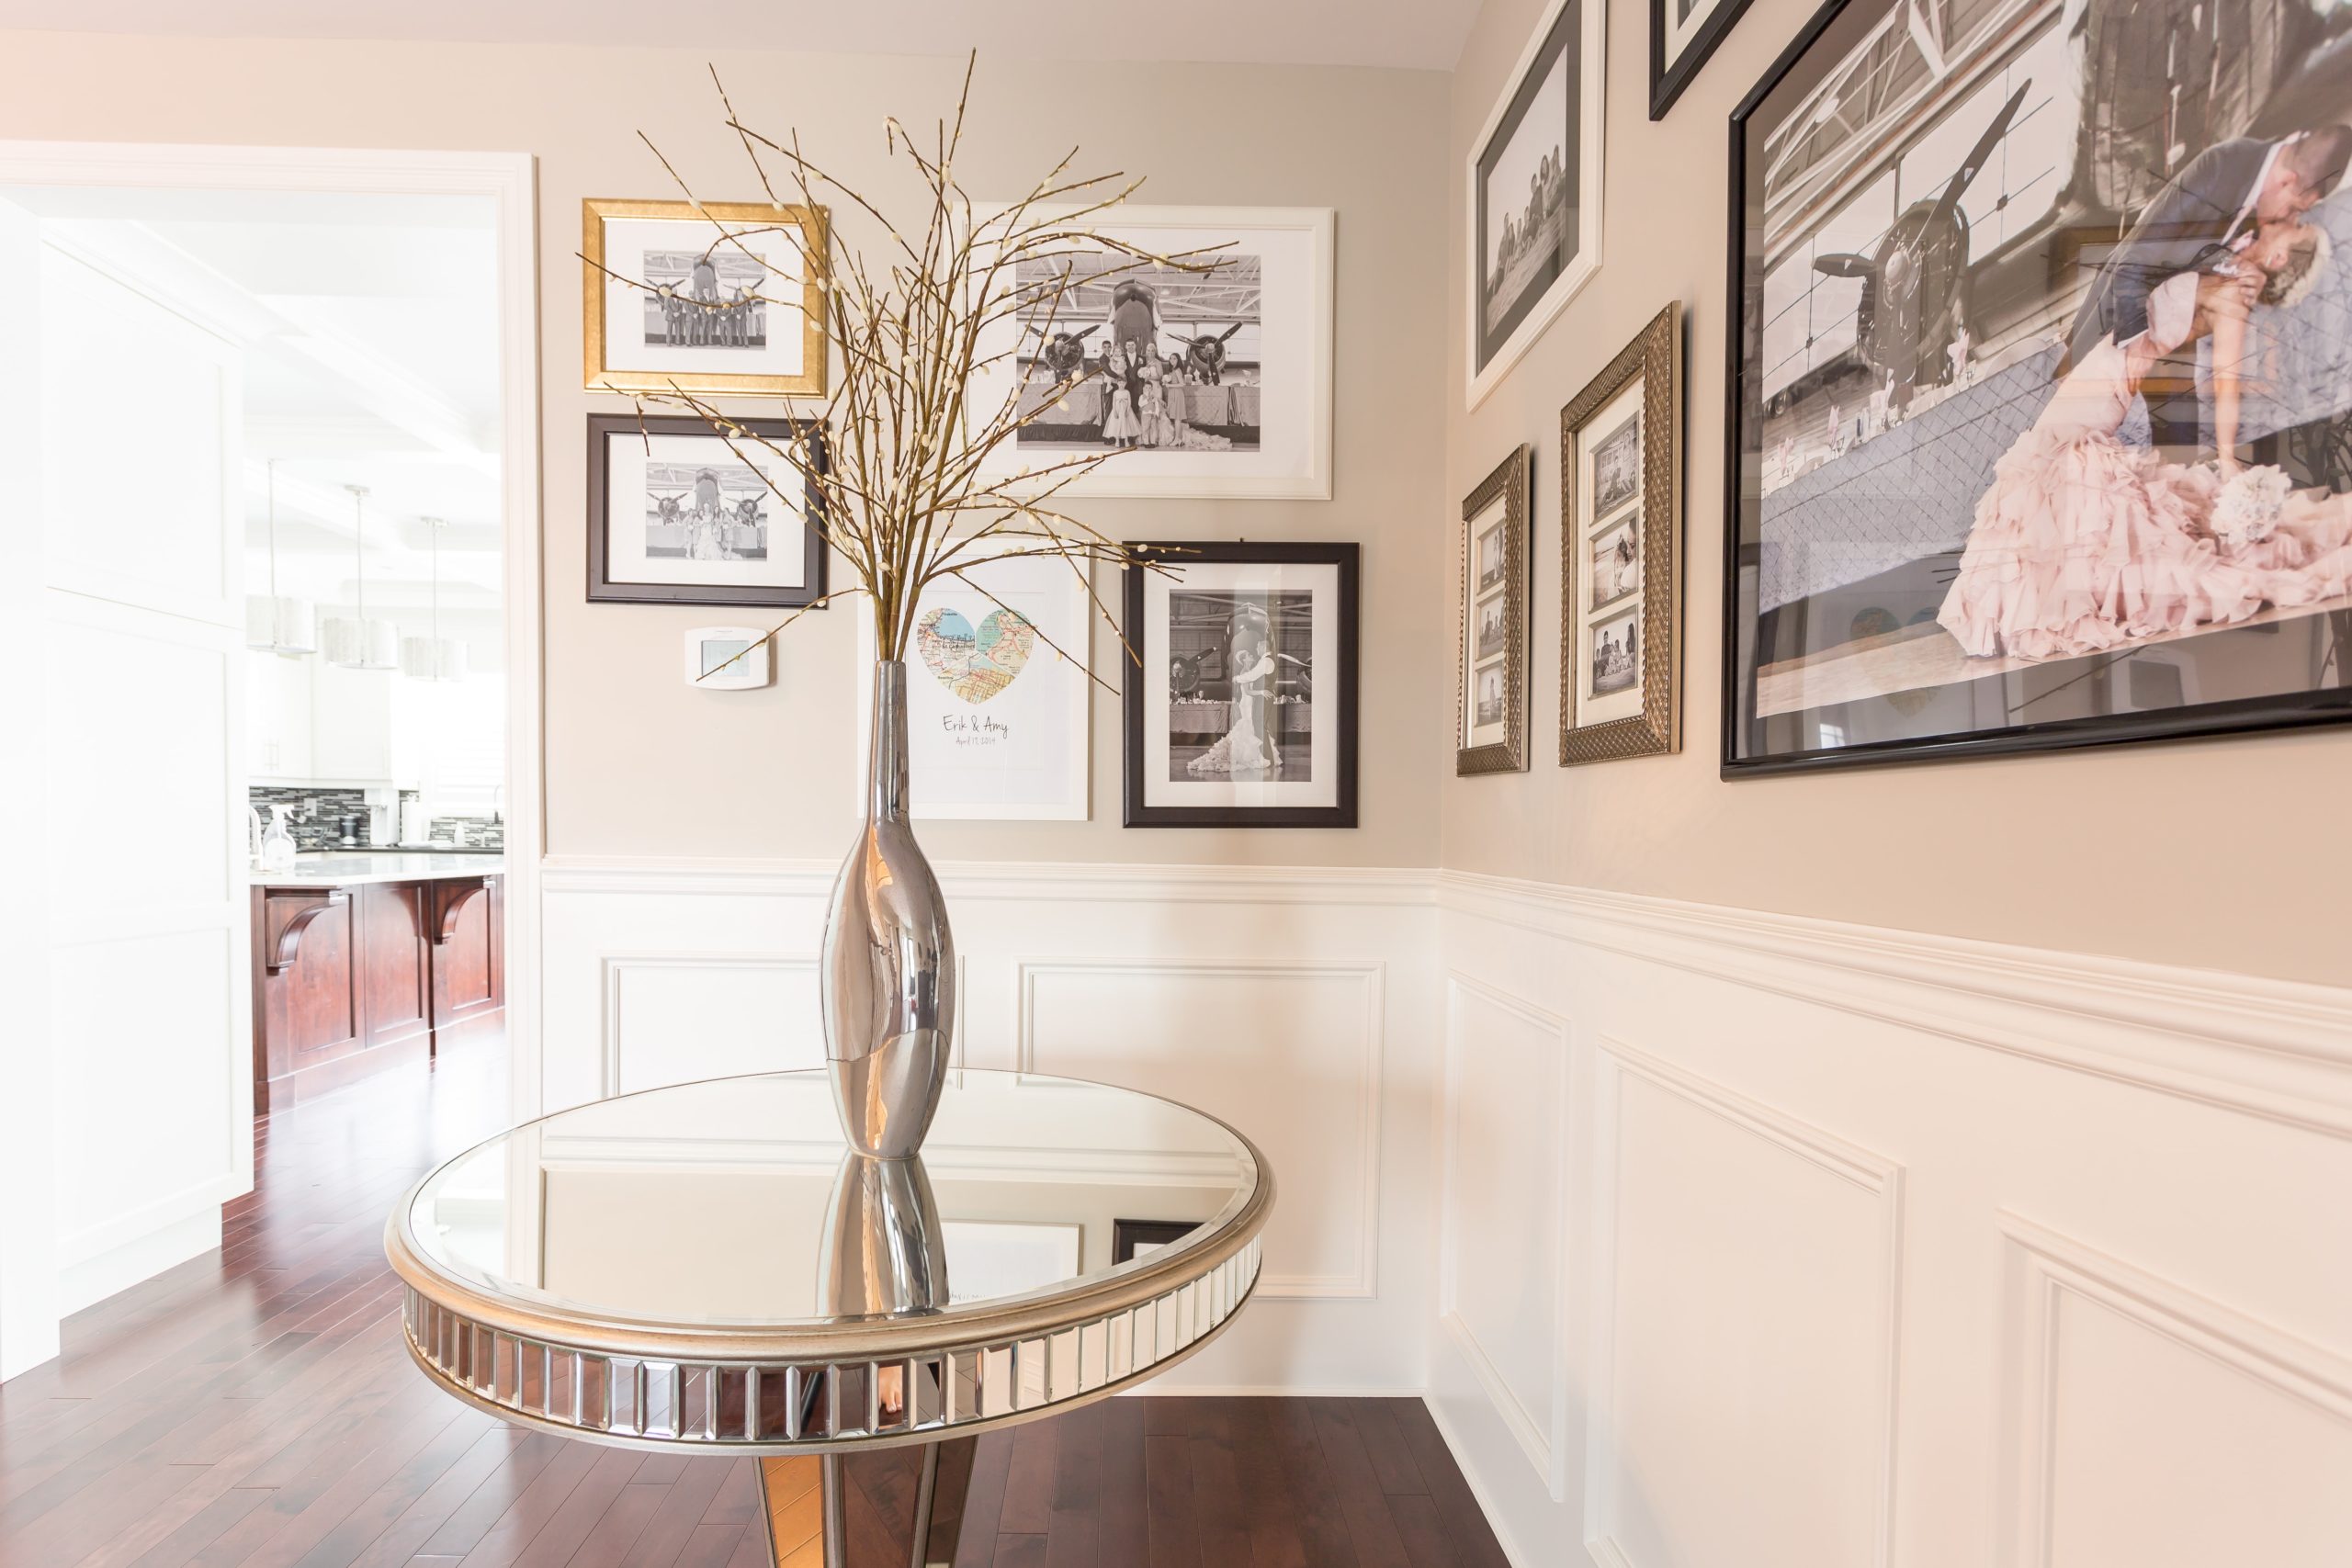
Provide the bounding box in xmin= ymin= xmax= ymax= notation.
xmin=598 ymin=52 xmax=1225 ymax=679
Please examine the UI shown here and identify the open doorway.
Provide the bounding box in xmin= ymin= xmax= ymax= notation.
xmin=0 ymin=147 xmax=539 ymax=1382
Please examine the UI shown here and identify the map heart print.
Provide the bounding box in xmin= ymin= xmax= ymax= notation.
xmin=916 ymin=606 xmax=1035 ymax=704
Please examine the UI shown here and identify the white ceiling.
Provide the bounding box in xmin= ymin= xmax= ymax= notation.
xmin=0 ymin=0 xmax=1483 ymax=71
xmin=4 ymin=185 xmax=505 ymax=609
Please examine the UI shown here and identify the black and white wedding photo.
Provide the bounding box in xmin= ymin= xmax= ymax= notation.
xmin=1011 ymin=252 xmax=1265 ymax=457
xmin=639 ymin=246 xmax=767 ymax=350
xmin=1591 ymin=611 xmax=1639 ymax=695
xmin=1475 ymin=661 xmax=1507 ymax=727
xmin=639 ymin=458 xmax=768 ymax=562
xmin=1591 ymin=412 xmax=1641 ymax=516
xmin=1476 ymin=595 xmax=1508 ymax=661
xmin=1730 ymin=0 xmax=2352 ymax=770
xmin=1477 ymin=521 xmax=1509 ymax=592
xmin=1467 ymin=0 xmax=1603 ymax=402
xmin=1590 ymin=520 xmax=1639 ymax=608
xmin=1164 ymin=588 xmax=1314 ymax=784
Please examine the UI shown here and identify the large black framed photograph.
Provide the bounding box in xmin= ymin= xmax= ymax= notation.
xmin=1123 ymin=541 xmax=1360 ymax=829
xmin=1724 ymin=0 xmax=2352 ymax=775
xmin=586 ymin=413 xmax=829 ymax=608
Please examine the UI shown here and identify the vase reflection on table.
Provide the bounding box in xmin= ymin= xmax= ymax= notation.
xmin=823 ymin=660 xmax=956 ymax=1160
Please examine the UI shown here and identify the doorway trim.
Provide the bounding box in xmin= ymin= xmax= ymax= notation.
xmin=0 ymin=141 xmax=547 ymax=1122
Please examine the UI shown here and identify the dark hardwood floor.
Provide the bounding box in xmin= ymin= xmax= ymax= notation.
xmin=0 ymin=1029 xmax=1509 ymax=1568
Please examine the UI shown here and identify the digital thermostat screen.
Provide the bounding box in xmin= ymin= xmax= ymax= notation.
xmin=699 ymin=638 xmax=752 ymax=677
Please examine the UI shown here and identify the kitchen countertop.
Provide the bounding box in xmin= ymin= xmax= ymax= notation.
xmin=251 ymin=852 xmax=506 ymax=888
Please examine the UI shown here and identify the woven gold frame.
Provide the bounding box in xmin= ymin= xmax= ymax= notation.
xmin=582 ymin=198 xmax=831 ymax=397
xmin=1456 ymin=446 xmax=1532 ymax=774
xmin=1561 ymin=301 xmax=1683 ymax=765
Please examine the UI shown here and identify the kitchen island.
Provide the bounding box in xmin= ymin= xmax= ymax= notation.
xmin=251 ymin=853 xmax=504 ymax=1110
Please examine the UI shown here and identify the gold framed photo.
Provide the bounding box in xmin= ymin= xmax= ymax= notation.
xmin=582 ymin=198 xmax=829 ymax=396
xmin=1458 ymin=445 xmax=1532 ymax=774
xmin=1561 ymin=300 xmax=1681 ymax=764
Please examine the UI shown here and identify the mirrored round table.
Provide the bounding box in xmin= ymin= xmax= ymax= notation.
xmin=385 ymin=1068 xmax=1272 ymax=1566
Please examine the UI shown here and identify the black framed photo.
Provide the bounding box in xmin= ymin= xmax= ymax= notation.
xmin=1465 ymin=0 xmax=1606 ymax=407
xmin=1650 ymin=0 xmax=1758 ymax=120
xmin=1112 ymin=1219 xmax=1195 ymax=1266
xmin=1724 ymin=0 xmax=2352 ymax=776
xmin=1123 ymin=541 xmax=1360 ymax=829
xmin=586 ymin=413 xmax=829 ymax=608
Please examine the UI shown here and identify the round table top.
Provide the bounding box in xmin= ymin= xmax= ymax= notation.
xmin=385 ymin=1069 xmax=1272 ymax=1454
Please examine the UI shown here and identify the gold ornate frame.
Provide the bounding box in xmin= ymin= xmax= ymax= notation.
xmin=1561 ymin=301 xmax=1683 ymax=764
xmin=582 ymin=198 xmax=830 ymax=396
xmin=1457 ymin=446 xmax=1532 ymax=774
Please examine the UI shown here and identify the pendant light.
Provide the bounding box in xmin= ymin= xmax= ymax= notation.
xmin=400 ymin=516 xmax=469 ymax=682
xmin=243 ymin=459 xmax=317 ymax=656
xmin=322 ymin=485 xmax=401 ymax=670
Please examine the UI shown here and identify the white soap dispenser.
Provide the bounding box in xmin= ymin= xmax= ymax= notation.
xmin=260 ymin=805 xmax=299 ymax=873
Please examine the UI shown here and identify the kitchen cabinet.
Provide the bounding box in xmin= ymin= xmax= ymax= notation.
xmin=244 ymin=649 xmax=313 ymax=780
xmin=250 ymin=865 xmax=503 ymax=1110
xmin=310 ymin=660 xmax=399 ymax=782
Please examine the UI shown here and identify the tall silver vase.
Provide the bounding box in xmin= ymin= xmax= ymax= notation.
xmin=822 ymin=660 xmax=956 ymax=1158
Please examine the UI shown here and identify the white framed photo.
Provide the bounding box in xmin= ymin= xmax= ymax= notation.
xmin=859 ymin=552 xmax=1093 ymax=821
xmin=970 ymin=205 xmax=1334 ymax=499
xmin=941 ymin=1220 xmax=1083 ymax=1305
xmin=1465 ymin=0 xmax=1607 ymax=409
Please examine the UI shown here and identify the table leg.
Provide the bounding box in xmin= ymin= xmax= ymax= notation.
xmin=757 ymin=1440 xmax=974 ymax=1568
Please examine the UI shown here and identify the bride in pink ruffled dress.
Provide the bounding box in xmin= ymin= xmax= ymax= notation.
xmin=1938 ymin=220 xmax=2352 ymax=661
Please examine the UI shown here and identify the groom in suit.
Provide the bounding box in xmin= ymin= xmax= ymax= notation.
xmin=2067 ymin=126 xmax=2350 ymax=447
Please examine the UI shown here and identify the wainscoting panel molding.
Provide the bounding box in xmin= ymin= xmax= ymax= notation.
xmin=539 ymin=857 xmax=1441 ymax=1395
xmin=1581 ymin=1043 xmax=1904 ymax=1568
xmin=1018 ymin=956 xmax=1385 ymax=1300
xmin=1998 ymin=1213 xmax=2352 ymax=1567
xmin=1439 ymin=974 xmax=1570 ymax=1499
xmin=1428 ymin=868 xmax=2352 ymax=1568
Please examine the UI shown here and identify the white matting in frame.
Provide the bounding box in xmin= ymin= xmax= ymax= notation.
xmin=1572 ymin=378 xmax=1647 ymax=728
xmin=969 ymin=204 xmax=1334 ymax=499
xmin=858 ymin=553 xmax=1093 ymax=821
xmin=1464 ymin=0 xmax=1607 ymax=410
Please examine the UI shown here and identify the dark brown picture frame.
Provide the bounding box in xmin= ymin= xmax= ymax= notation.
xmin=1123 ymin=541 xmax=1361 ymax=829
xmin=585 ymin=413 xmax=830 ymax=608
xmin=1112 ymin=1219 xmax=1195 ymax=1265
xmin=1459 ymin=446 xmax=1533 ymax=775
xmin=1650 ymin=0 xmax=1759 ymax=119
xmin=1563 ymin=302 xmax=1684 ymax=764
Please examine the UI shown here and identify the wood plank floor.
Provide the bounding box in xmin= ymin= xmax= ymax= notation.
xmin=0 ymin=1030 xmax=1509 ymax=1567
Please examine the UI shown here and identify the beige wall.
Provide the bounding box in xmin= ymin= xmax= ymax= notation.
xmin=0 ymin=31 xmax=1450 ymax=870
xmin=1444 ymin=0 xmax=2352 ymax=984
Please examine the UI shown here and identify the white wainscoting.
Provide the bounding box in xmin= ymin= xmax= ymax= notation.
xmin=1430 ymin=870 xmax=2352 ymax=1568
xmin=537 ymin=857 xmax=1441 ymax=1395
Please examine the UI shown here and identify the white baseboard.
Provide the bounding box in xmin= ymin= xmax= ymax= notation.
xmin=58 ymin=1206 xmax=220 ymax=1316
xmin=1424 ymin=1393 xmax=1537 ymax=1568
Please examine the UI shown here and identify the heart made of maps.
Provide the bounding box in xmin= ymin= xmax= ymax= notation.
xmin=917 ymin=606 xmax=1035 ymax=704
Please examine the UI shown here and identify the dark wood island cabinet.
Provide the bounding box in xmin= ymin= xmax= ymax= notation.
xmin=250 ymin=862 xmax=504 ymax=1111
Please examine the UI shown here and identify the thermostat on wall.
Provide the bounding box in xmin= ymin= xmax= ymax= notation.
xmin=684 ymin=626 xmax=772 ymax=689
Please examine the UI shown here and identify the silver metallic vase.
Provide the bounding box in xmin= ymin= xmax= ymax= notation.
xmin=816 ymin=1152 xmax=950 ymax=1317
xmin=822 ymin=660 xmax=956 ymax=1158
